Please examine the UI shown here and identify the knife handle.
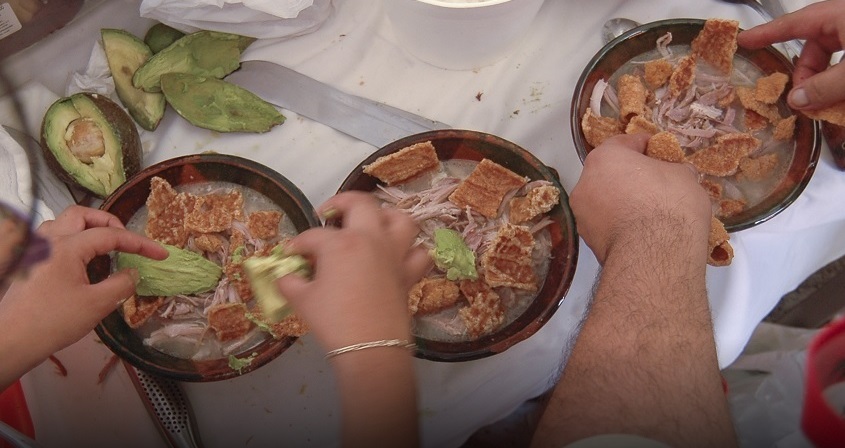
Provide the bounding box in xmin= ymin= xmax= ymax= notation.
xmin=823 ymin=122 xmax=845 ymax=170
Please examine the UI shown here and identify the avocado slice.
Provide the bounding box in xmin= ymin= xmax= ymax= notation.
xmin=132 ymin=30 xmax=256 ymax=93
xmin=101 ymin=29 xmax=166 ymax=131
xmin=40 ymin=93 xmax=142 ymax=198
xmin=143 ymin=23 xmax=185 ymax=54
xmin=161 ymin=72 xmax=285 ymax=133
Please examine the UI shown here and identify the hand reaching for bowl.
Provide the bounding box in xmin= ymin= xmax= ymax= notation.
xmin=0 ymin=205 xmax=167 ymax=391
xmin=737 ymin=0 xmax=845 ymax=112
xmin=274 ymin=191 xmax=428 ymax=448
xmin=569 ymin=133 xmax=711 ymax=266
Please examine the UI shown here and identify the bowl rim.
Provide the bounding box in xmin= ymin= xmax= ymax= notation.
xmin=336 ymin=129 xmax=579 ymax=362
xmin=570 ymin=18 xmax=822 ymax=233
xmin=411 ymin=0 xmax=519 ymax=9
xmin=93 ymin=153 xmax=321 ymax=382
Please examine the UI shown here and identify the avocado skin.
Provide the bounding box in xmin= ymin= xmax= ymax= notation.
xmin=161 ymin=72 xmax=285 ymax=133
xmin=101 ymin=28 xmax=166 ymax=131
xmin=132 ymin=30 xmax=256 ymax=93
xmin=40 ymin=93 xmax=142 ymax=198
xmin=143 ymin=23 xmax=185 ymax=54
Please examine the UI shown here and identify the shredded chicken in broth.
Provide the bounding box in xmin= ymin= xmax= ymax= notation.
xmin=120 ymin=178 xmax=307 ymax=361
xmin=581 ymin=19 xmax=798 ymax=266
xmin=364 ymin=142 xmax=560 ymax=342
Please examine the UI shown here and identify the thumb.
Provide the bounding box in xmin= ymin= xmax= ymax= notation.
xmin=788 ymin=63 xmax=845 ymax=111
xmin=274 ymin=273 xmax=311 ymax=307
xmin=88 ymin=268 xmax=138 ymax=315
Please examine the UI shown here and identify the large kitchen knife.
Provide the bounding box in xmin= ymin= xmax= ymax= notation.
xmin=225 ymin=60 xmax=451 ymax=147
xmin=765 ymin=253 xmax=845 ymax=328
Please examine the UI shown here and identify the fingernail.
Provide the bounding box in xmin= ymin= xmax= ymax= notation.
xmin=321 ymin=207 xmax=338 ymax=219
xmin=127 ymin=268 xmax=140 ymax=285
xmin=789 ymin=88 xmax=810 ymax=108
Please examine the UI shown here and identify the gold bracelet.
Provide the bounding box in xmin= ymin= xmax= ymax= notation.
xmin=324 ymin=339 xmax=416 ymax=359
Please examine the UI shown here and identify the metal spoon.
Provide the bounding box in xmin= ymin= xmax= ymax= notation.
xmin=601 ymin=17 xmax=640 ymax=45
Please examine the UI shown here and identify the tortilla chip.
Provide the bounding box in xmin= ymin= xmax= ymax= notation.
xmin=448 ymin=159 xmax=527 ymax=219
xmin=145 ymin=177 xmax=189 ymax=247
xmin=509 ymin=184 xmax=560 ymax=224
xmin=691 ymin=18 xmax=739 ymax=75
xmin=363 ymin=141 xmax=440 ymax=186
xmin=481 ymin=223 xmax=537 ymax=291
xmin=646 ymin=131 xmax=685 ymax=163
xmin=700 ymin=178 xmax=723 ymax=200
xmin=208 ymin=303 xmax=252 ymax=341
xmin=247 ymin=210 xmax=282 ymax=240
xmin=458 ymin=289 xmax=505 ymax=338
xmin=185 ymin=190 xmax=244 ymax=234
xmin=408 ymin=277 xmax=461 ymax=315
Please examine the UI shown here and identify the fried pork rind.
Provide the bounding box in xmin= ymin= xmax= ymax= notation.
xmin=248 ymin=309 xmax=309 ymax=339
xmin=700 ymin=178 xmax=723 ymax=200
xmin=122 ymin=295 xmax=166 ymax=329
xmin=803 ymin=101 xmax=845 ymax=127
xmin=508 ymin=184 xmax=560 ymax=224
xmin=185 ymin=190 xmax=245 ymax=234
xmin=773 ymin=115 xmax=797 ymax=141
xmin=225 ymin=230 xmax=253 ymax=301
xmin=743 ymin=109 xmax=768 ymax=132
xmin=687 ymin=133 xmax=760 ymax=177
xmin=194 ymin=233 xmax=225 ymax=253
xmin=738 ymin=153 xmax=779 ymax=182
xmin=408 ymin=277 xmax=461 ymax=315
xmin=145 ymin=177 xmax=190 ymax=247
xmin=618 ymin=74 xmax=648 ymax=122
xmin=644 ymin=59 xmax=673 ymax=89
xmin=717 ymin=198 xmax=747 ymax=218
xmin=363 ymin=141 xmax=440 ymax=186
xmin=755 ymin=72 xmax=789 ymax=104
xmin=625 ymin=115 xmax=661 ymax=136
xmin=448 ymin=159 xmax=527 ymax=219
xmin=581 ymin=108 xmax=623 ymax=148
xmin=708 ymin=216 xmax=733 ymax=266
xmin=646 ymin=131 xmax=685 ymax=163
xmin=247 ymin=210 xmax=282 ymax=240
xmin=737 ymin=87 xmax=781 ymax=123
xmin=669 ymin=55 xmax=696 ymax=97
xmin=481 ymin=223 xmax=537 ymax=291
xmin=208 ymin=303 xmax=253 ymax=341
xmin=691 ymin=18 xmax=739 ymax=75
xmin=458 ymin=288 xmax=505 ymax=338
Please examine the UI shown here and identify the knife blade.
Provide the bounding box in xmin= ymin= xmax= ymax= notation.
xmin=765 ymin=253 xmax=845 ymax=328
xmin=225 ymin=60 xmax=451 ymax=147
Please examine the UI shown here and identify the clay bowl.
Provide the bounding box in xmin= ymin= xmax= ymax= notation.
xmin=91 ymin=153 xmax=320 ymax=382
xmin=337 ymin=129 xmax=578 ymax=362
xmin=571 ymin=18 xmax=821 ymax=232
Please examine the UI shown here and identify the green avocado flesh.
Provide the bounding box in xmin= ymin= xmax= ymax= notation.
xmin=243 ymin=249 xmax=310 ymax=323
xmin=132 ymin=30 xmax=256 ymax=93
xmin=116 ymin=244 xmax=223 ymax=296
xmin=40 ymin=93 xmax=141 ymax=198
xmin=161 ymin=72 xmax=285 ymax=133
xmin=101 ymin=28 xmax=166 ymax=131
xmin=143 ymin=23 xmax=185 ymax=54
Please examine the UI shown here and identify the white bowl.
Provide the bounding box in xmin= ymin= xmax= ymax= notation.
xmin=384 ymin=0 xmax=545 ymax=70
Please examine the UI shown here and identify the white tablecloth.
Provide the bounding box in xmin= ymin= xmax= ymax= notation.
xmin=3 ymin=0 xmax=841 ymax=447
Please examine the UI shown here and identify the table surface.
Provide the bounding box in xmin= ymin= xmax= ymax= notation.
xmin=2 ymin=0 xmax=841 ymax=447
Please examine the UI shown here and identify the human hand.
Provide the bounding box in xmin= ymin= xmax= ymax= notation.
xmin=0 ymin=205 xmax=167 ymax=370
xmin=275 ymin=191 xmax=431 ymax=354
xmin=737 ymin=0 xmax=845 ymax=111
xmin=570 ymin=134 xmax=711 ymax=265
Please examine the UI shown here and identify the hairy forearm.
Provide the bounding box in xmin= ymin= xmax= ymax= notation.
xmin=532 ymin=214 xmax=736 ymax=448
xmin=331 ymin=349 xmax=419 ymax=448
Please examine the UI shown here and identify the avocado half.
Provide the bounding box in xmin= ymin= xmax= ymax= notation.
xmin=101 ymin=28 xmax=166 ymax=131
xmin=40 ymin=92 xmax=142 ymax=198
